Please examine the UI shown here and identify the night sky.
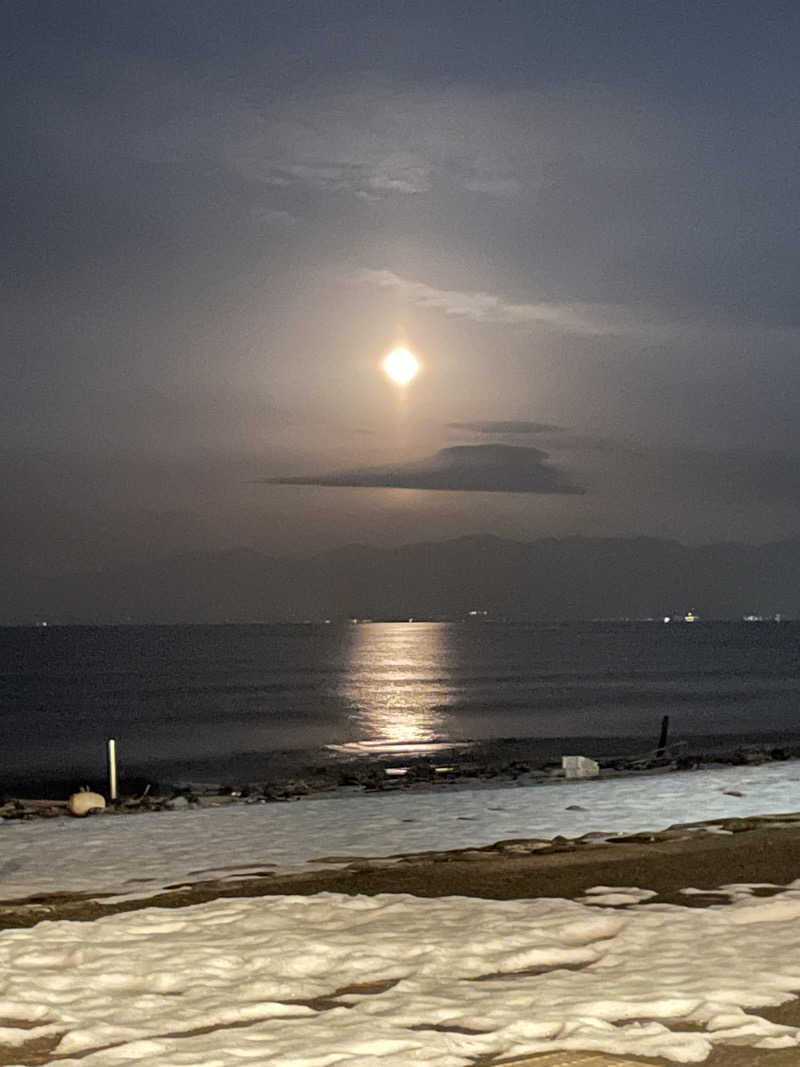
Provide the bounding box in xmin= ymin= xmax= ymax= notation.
xmin=4 ymin=1 xmax=800 ymax=593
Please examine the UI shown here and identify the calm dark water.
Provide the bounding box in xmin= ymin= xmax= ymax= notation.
xmin=1 ymin=621 xmax=799 ymax=789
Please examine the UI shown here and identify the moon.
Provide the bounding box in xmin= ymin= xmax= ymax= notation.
xmin=382 ymin=346 xmax=420 ymax=386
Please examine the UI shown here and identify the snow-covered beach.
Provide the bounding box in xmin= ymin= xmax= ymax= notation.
xmin=2 ymin=760 xmax=800 ymax=901
xmin=4 ymin=884 xmax=800 ymax=1066
xmin=4 ymin=762 xmax=800 ymax=1065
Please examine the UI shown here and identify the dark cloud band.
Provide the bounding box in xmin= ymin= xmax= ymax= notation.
xmin=266 ymin=444 xmax=583 ymax=494
xmin=447 ymin=420 xmax=563 ymax=435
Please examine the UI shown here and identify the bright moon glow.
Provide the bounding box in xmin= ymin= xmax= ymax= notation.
xmin=382 ymin=347 xmax=420 ymax=386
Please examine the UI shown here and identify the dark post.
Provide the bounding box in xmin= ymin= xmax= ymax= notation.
xmin=656 ymin=715 xmax=670 ymax=757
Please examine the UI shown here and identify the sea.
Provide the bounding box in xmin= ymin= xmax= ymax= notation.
xmin=1 ymin=621 xmax=799 ymax=794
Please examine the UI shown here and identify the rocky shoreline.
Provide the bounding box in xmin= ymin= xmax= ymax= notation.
xmin=2 ymin=740 xmax=798 ymax=823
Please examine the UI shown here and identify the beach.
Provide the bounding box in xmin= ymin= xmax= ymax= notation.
xmin=3 ymin=762 xmax=800 ymax=1064
xmin=8 ymin=0 xmax=800 ymax=1058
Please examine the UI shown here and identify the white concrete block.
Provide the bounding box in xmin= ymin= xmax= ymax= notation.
xmin=561 ymin=755 xmax=600 ymax=779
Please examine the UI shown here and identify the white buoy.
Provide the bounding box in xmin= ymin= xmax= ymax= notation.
xmin=68 ymin=791 xmax=106 ymax=817
xmin=107 ymin=738 xmax=118 ymax=800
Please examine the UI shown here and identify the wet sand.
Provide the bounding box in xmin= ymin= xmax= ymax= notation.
xmin=3 ymin=814 xmax=800 ymax=925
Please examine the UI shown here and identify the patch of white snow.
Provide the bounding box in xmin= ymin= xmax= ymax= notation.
xmin=2 ymin=762 xmax=800 ymax=901
xmin=1 ymin=888 xmax=800 ymax=1065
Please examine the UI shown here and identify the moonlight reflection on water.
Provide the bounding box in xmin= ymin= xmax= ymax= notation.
xmin=338 ymin=622 xmax=461 ymax=755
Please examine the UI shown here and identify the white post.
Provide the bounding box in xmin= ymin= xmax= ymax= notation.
xmin=107 ymin=738 xmax=118 ymax=800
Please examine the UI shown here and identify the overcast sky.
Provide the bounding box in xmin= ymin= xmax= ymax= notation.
xmin=3 ymin=0 xmax=800 ymax=583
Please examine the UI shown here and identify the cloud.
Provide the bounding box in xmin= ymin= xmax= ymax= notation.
xmin=222 ymin=82 xmax=663 ymax=206
xmin=266 ymin=444 xmax=583 ymax=494
xmin=363 ymin=154 xmax=431 ymax=194
xmin=251 ymin=207 xmax=298 ymax=229
xmin=352 ymin=269 xmax=651 ymax=337
xmin=235 ymin=144 xmax=432 ymax=199
xmin=448 ymin=420 xmax=563 ymax=435
xmin=31 ymin=66 xmax=800 ymax=325
xmin=273 ymin=160 xmax=429 ymax=195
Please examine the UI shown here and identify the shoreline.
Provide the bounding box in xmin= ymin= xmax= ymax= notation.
xmin=3 ymin=737 xmax=800 ymax=821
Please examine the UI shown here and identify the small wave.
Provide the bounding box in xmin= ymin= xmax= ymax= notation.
xmin=327 ymin=739 xmax=473 ymax=756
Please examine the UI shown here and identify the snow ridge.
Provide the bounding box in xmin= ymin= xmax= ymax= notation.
xmin=2 ymin=888 xmax=800 ymax=1065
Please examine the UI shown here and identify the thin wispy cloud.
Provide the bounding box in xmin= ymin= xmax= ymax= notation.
xmin=448 ymin=420 xmax=563 ymax=435
xmin=353 ymin=269 xmax=650 ymax=338
xmin=251 ymin=208 xmax=298 ymax=229
xmin=252 ymin=157 xmax=432 ymax=198
xmin=266 ymin=444 xmax=583 ymax=495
